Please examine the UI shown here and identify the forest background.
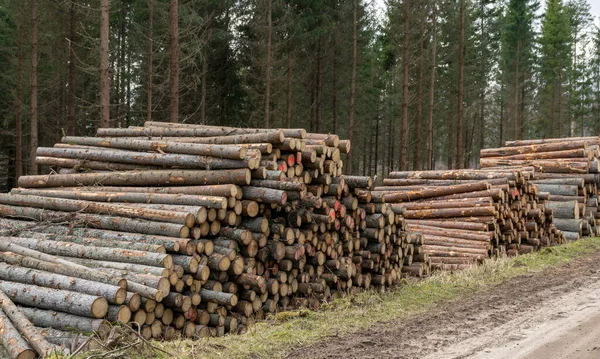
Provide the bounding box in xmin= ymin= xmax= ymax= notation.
xmin=0 ymin=0 xmax=599 ymax=190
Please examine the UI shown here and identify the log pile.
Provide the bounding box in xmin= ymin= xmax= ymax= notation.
xmin=374 ymin=168 xmax=565 ymax=269
xmin=0 ymin=121 xmax=429 ymax=355
xmin=480 ymin=136 xmax=600 ymax=240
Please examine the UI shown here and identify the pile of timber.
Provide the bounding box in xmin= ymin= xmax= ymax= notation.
xmin=0 ymin=121 xmax=428 ymax=356
xmin=373 ymin=168 xmax=565 ymax=269
xmin=480 ymin=136 xmax=600 ymax=240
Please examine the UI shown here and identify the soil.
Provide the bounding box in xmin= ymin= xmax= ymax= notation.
xmin=289 ymin=250 xmax=600 ymax=359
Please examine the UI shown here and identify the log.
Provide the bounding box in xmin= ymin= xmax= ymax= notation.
xmin=404 ymin=219 xmax=488 ymax=232
xmin=388 ymin=170 xmax=520 ymax=180
xmin=0 ymin=307 xmax=37 ymax=359
xmin=402 ymin=206 xmax=497 ymax=219
xmin=36 ymin=156 xmax=154 ymax=171
xmin=4 ymin=236 xmax=173 ymax=268
xmin=143 ymin=121 xmax=306 ymax=138
xmin=47 ymin=184 xmax=239 ymax=198
xmin=98 ymin=127 xmax=285 ymax=142
xmin=480 ymin=158 xmax=589 ymax=173
xmin=0 ymin=194 xmax=196 ymax=226
xmin=552 ymin=218 xmax=583 ymax=233
xmin=380 ymin=182 xmax=490 ymax=202
xmin=545 ymin=201 xmax=579 ymax=219
xmin=0 ymin=281 xmax=108 ymax=319
xmin=17 ymin=169 xmax=251 ymax=188
xmin=10 ymin=189 xmax=227 ymax=210
xmin=62 ymin=136 xmax=248 ymax=160
xmin=37 ymin=147 xmax=256 ymax=170
xmin=0 ymin=204 xmax=189 ymax=238
xmin=532 ymin=184 xmax=579 ymax=196
xmin=0 ymin=262 xmax=127 ymax=305
xmin=19 ymin=307 xmax=110 ymax=337
xmin=504 ymin=136 xmax=599 ymax=147
xmin=241 ymin=187 xmax=287 ymax=205
xmin=200 ymin=289 xmax=238 ymax=306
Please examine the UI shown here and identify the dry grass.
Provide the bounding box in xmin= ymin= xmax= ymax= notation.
xmin=77 ymin=238 xmax=600 ymax=359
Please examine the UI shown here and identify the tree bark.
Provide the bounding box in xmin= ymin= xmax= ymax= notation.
xmin=0 ymin=307 xmax=37 ymax=359
xmin=169 ymin=0 xmax=179 ymax=123
xmin=146 ymin=0 xmax=153 ymax=123
xmin=29 ymin=0 xmax=38 ymax=175
xmin=67 ymin=0 xmax=77 ymax=136
xmin=413 ymin=16 xmax=425 ymax=170
xmin=17 ymin=168 xmax=251 ymax=188
xmin=0 ymin=263 xmax=126 ymax=305
xmin=286 ymin=53 xmax=292 ymax=128
xmin=12 ymin=189 xmax=226 ymax=210
xmin=456 ymin=0 xmax=465 ymax=168
xmin=100 ymin=0 xmax=110 ymax=128
xmin=264 ymin=0 xmax=272 ymax=128
xmin=0 ymin=280 xmax=108 ymax=319
xmin=400 ymin=0 xmax=410 ymax=171
xmin=347 ymin=0 xmax=358 ymax=173
xmin=15 ymin=14 xmax=23 ymax=180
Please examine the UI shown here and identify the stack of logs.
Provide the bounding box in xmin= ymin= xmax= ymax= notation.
xmin=0 ymin=121 xmax=429 ymax=357
xmin=373 ymin=168 xmax=565 ymax=269
xmin=480 ymin=136 xmax=600 ymax=240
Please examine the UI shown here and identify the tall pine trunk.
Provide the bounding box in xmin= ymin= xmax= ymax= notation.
xmin=332 ymin=31 xmax=338 ymax=134
xmin=169 ymin=0 xmax=179 ymax=123
xmin=67 ymin=1 xmax=76 ymax=136
xmin=455 ymin=0 xmax=465 ymax=169
xmin=413 ymin=18 xmax=424 ymax=170
xmin=30 ymin=0 xmax=38 ymax=175
xmin=15 ymin=16 xmax=23 ymax=179
xmin=146 ymin=0 xmax=153 ymax=123
xmin=264 ymin=0 xmax=272 ymax=128
xmin=100 ymin=0 xmax=110 ymax=128
xmin=400 ymin=0 xmax=410 ymax=171
xmin=347 ymin=0 xmax=358 ymax=173
xmin=513 ymin=43 xmax=520 ymax=140
xmin=427 ymin=4 xmax=437 ymax=170
xmin=286 ymin=53 xmax=292 ymax=128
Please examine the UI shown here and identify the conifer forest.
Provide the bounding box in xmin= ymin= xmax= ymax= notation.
xmin=0 ymin=0 xmax=599 ymax=189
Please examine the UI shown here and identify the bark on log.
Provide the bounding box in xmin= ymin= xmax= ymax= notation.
xmin=388 ymin=170 xmax=520 ymax=180
xmin=0 ymin=193 xmax=195 ymax=226
xmin=98 ymin=127 xmax=285 ymax=141
xmin=200 ymin=289 xmax=238 ymax=306
xmin=20 ymin=307 xmax=110 ymax=335
xmin=37 ymin=147 xmax=255 ymax=170
xmin=0 ymin=307 xmax=37 ymax=359
xmin=545 ymin=201 xmax=579 ymax=219
xmin=241 ymin=187 xmax=287 ymax=205
xmin=0 ymin=280 xmax=108 ymax=319
xmin=480 ymin=158 xmax=589 ymax=173
xmin=0 ymin=204 xmax=189 ymax=238
xmin=36 ymin=156 xmax=155 ymax=171
xmin=0 ymin=262 xmax=127 ymax=305
xmin=62 ymin=136 xmax=248 ymax=160
xmin=552 ymin=218 xmax=583 ymax=233
xmin=143 ymin=121 xmax=306 ymax=138
xmin=17 ymin=169 xmax=251 ymax=188
xmin=380 ymin=182 xmax=490 ymax=202
xmin=48 ymin=184 xmax=239 ymax=198
xmin=401 ymin=206 xmax=497 ymax=219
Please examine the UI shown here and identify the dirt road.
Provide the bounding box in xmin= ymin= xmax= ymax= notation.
xmin=290 ymin=250 xmax=600 ymax=359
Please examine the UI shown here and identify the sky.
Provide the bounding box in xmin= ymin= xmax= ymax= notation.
xmin=373 ymin=0 xmax=600 ymax=24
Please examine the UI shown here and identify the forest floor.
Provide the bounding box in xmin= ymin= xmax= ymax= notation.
xmin=129 ymin=238 xmax=600 ymax=359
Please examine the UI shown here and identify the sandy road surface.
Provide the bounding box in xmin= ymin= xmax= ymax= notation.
xmin=289 ymin=251 xmax=600 ymax=359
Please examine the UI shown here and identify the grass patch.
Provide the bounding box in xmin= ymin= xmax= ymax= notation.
xmin=122 ymin=238 xmax=600 ymax=359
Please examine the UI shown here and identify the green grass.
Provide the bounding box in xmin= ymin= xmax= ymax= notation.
xmin=100 ymin=238 xmax=600 ymax=359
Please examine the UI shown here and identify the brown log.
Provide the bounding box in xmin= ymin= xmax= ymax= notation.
xmin=47 ymin=184 xmax=239 ymax=198
xmin=36 ymin=156 xmax=155 ymax=171
xmin=0 ymin=262 xmax=126 ymax=305
xmin=0 ymin=204 xmax=189 ymax=238
xmin=11 ymin=189 xmax=226 ymax=210
xmin=480 ymin=158 xmax=589 ymax=173
xmin=17 ymin=169 xmax=251 ymax=188
xmin=200 ymin=289 xmax=238 ymax=306
xmin=379 ymin=182 xmax=490 ymax=202
xmin=0 ymin=280 xmax=108 ymax=319
xmin=143 ymin=121 xmax=306 ymax=138
xmin=405 ymin=219 xmax=488 ymax=231
xmin=503 ymin=136 xmax=599 ymax=147
xmin=0 ymin=307 xmax=37 ymax=359
xmin=388 ymin=169 xmax=520 ymax=180
xmin=3 ymin=236 xmax=173 ymax=268
xmin=20 ymin=307 xmax=110 ymax=335
xmin=242 ymin=187 xmax=287 ymax=205
xmin=62 ymin=136 xmax=248 ymax=159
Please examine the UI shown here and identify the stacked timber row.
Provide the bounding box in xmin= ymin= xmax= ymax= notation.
xmin=374 ymin=168 xmax=565 ymax=269
xmin=0 ymin=121 xmax=428 ymax=355
xmin=480 ymin=136 xmax=600 ymax=240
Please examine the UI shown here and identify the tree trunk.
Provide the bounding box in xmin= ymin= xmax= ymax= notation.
xmin=456 ymin=0 xmax=465 ymax=169
xmin=286 ymin=53 xmax=292 ymax=128
xmin=513 ymin=42 xmax=520 ymax=140
xmin=15 ymin=16 xmax=23 ymax=180
xmin=0 ymin=307 xmax=37 ymax=359
xmin=169 ymin=0 xmax=179 ymax=123
xmin=0 ymin=292 xmax=55 ymax=357
xmin=30 ymin=0 xmax=38 ymax=175
xmin=201 ymin=48 xmax=207 ymax=124
xmin=0 ymin=263 xmax=126 ymax=305
xmin=147 ymin=0 xmax=153 ymax=123
xmin=0 ymin=193 xmax=196 ymax=226
xmin=347 ymin=0 xmax=358 ymax=173
xmin=21 ymin=307 xmax=109 ymax=337
xmin=332 ymin=30 xmax=338 ymax=134
xmin=316 ymin=40 xmax=322 ymax=132
xmin=264 ymin=0 xmax=272 ymax=128
xmin=413 ymin=17 xmax=424 ymax=170
xmin=17 ymin=168 xmax=251 ymax=188
xmin=0 ymin=280 xmax=108 ymax=319
xmin=400 ymin=0 xmax=410 ymax=171
xmin=100 ymin=0 xmax=110 ymax=128
xmin=67 ymin=1 xmax=77 ymax=136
